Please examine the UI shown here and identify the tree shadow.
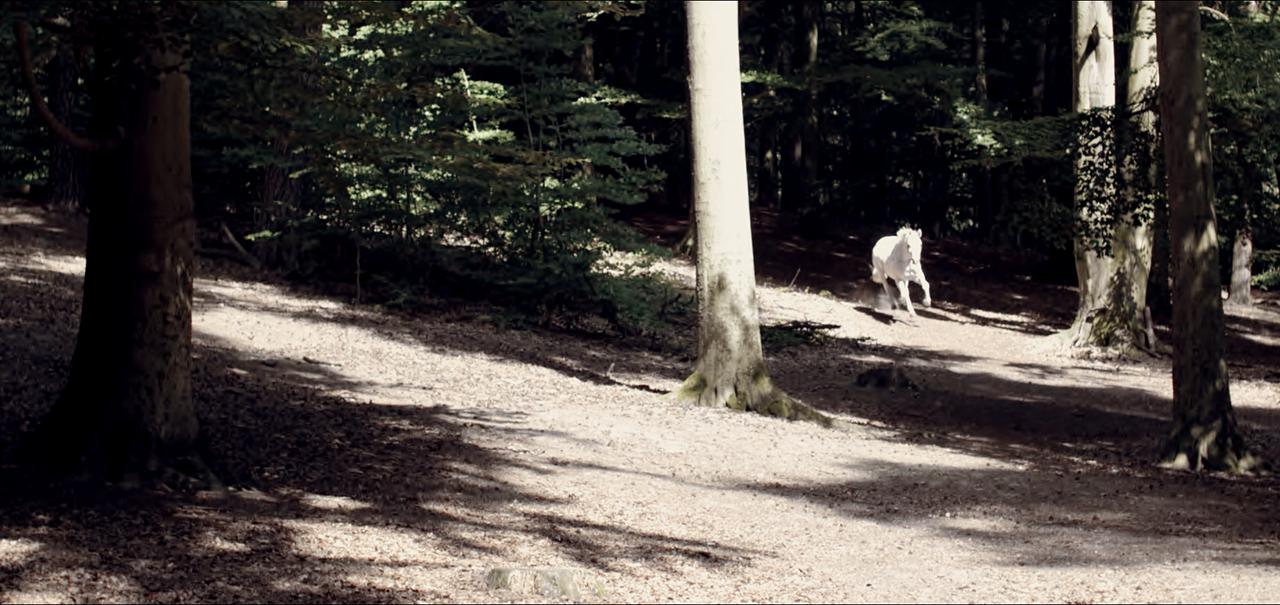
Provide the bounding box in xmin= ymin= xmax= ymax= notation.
xmin=753 ymin=332 xmax=1280 ymax=570
xmin=6 ymin=201 xmax=1280 ymax=599
xmin=0 ymin=211 xmax=747 ymax=602
xmin=732 ymin=456 xmax=1280 ymax=569
xmin=770 ymin=332 xmax=1280 ymax=468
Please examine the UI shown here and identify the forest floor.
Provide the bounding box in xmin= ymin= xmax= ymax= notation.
xmin=2 ymin=199 xmax=1280 ymax=603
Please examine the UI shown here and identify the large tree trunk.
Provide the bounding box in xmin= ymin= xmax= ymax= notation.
xmin=1066 ymin=1 xmax=1119 ymax=349
xmin=1102 ymin=0 xmax=1161 ymax=352
xmin=1067 ymin=1 xmax=1154 ymax=354
xmin=1155 ymin=1 xmax=1263 ymax=473
xmin=30 ymin=7 xmax=209 ymax=485
xmin=676 ymin=0 xmax=826 ymax=425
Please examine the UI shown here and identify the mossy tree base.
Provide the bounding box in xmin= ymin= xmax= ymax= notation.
xmin=675 ymin=370 xmax=833 ymax=428
xmin=1063 ymin=307 xmax=1161 ymax=359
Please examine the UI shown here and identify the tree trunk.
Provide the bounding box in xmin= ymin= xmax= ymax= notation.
xmin=1228 ymin=230 xmax=1253 ymax=307
xmin=974 ymin=0 xmax=994 ymax=240
xmin=1100 ymin=0 xmax=1160 ymax=352
xmin=677 ymin=0 xmax=827 ymax=425
xmin=757 ymin=126 xmax=780 ymax=208
xmin=30 ymin=7 xmax=209 ymax=485
xmin=780 ymin=0 xmax=819 ymax=211
xmin=1031 ymin=15 xmax=1048 ymax=115
xmin=1066 ymin=1 xmax=1120 ymax=350
xmin=1155 ymin=1 xmax=1263 ymax=473
xmin=755 ymin=3 xmax=783 ymax=209
xmin=46 ymin=37 xmax=84 ymax=211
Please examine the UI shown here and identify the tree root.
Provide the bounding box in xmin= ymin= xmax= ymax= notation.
xmin=675 ymin=370 xmax=834 ymax=428
xmin=1159 ymin=426 xmax=1270 ymax=475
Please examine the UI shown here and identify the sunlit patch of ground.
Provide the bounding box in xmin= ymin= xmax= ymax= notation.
xmin=3 ymin=202 xmax=1280 ymax=602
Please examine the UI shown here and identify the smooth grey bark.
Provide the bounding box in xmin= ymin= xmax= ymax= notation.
xmin=1067 ymin=0 xmax=1119 ymax=348
xmin=1066 ymin=1 xmax=1156 ymax=354
xmin=677 ymin=0 xmax=827 ymax=425
xmin=1228 ymin=231 xmax=1253 ymax=307
xmin=1096 ymin=0 xmax=1160 ymax=352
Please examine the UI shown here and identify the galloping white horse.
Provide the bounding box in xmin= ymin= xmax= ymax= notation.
xmin=871 ymin=227 xmax=932 ymax=317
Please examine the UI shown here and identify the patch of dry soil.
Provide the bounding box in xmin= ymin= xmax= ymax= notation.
xmin=2 ymin=202 xmax=1279 ymax=603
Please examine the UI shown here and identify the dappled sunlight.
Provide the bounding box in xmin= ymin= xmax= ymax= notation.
xmin=3 ymin=203 xmax=1280 ymax=602
xmin=3 ymin=569 xmax=144 ymax=604
xmin=1232 ymin=330 xmax=1280 ymax=348
xmin=0 ymin=539 xmax=42 ymax=566
xmin=196 ymin=532 xmax=253 ymax=554
xmin=282 ymin=519 xmax=440 ymax=563
xmin=0 ymin=251 xmax=84 ymax=278
xmin=298 ymin=494 xmax=374 ymax=512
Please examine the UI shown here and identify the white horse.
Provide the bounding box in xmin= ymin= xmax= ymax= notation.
xmin=871 ymin=227 xmax=932 ymax=317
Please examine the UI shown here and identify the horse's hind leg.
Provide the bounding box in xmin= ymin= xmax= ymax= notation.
xmin=881 ymin=280 xmax=898 ymax=309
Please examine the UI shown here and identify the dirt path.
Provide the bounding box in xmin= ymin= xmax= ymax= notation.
xmin=2 ymin=202 xmax=1279 ymax=603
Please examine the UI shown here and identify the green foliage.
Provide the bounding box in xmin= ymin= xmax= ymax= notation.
xmin=187 ymin=1 xmax=662 ymax=325
xmin=0 ymin=14 xmax=51 ymax=193
xmin=592 ymin=254 xmax=693 ymax=344
xmin=1205 ymin=9 xmax=1280 ymax=265
xmin=9 ymin=0 xmax=1280 ymax=330
xmin=1254 ymin=250 xmax=1280 ymax=292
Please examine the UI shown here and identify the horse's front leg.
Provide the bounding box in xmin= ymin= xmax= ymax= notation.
xmin=898 ymin=280 xmax=917 ymax=316
xmin=917 ymin=273 xmax=932 ymax=307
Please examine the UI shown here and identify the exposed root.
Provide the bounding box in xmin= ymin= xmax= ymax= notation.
xmin=1159 ymin=425 xmax=1271 ymax=476
xmin=675 ymin=370 xmax=834 ymax=428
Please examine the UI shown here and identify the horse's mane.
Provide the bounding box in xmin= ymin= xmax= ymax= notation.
xmin=896 ymin=226 xmax=919 ymax=241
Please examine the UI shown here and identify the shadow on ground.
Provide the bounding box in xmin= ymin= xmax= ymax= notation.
xmin=0 ymin=205 xmax=742 ymax=603
xmin=3 ymin=201 xmax=1280 ymax=601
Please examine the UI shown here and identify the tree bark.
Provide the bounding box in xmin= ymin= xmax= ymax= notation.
xmin=1155 ymin=1 xmax=1264 ymax=473
xmin=29 ymin=6 xmax=210 ymax=486
xmin=1148 ymin=192 xmax=1173 ymax=320
xmin=754 ymin=2 xmax=783 ymax=209
xmin=1228 ymin=230 xmax=1253 ymax=307
xmin=46 ymin=36 xmax=84 ymax=211
xmin=974 ymin=0 xmax=993 ymax=240
xmin=677 ymin=0 xmax=827 ymax=425
xmin=1067 ymin=1 xmax=1155 ymax=354
xmin=780 ymin=0 xmax=819 ymax=211
xmin=1096 ymin=0 xmax=1160 ymax=352
xmin=1031 ymin=15 xmax=1048 ymax=115
xmin=1067 ymin=1 xmax=1120 ymax=349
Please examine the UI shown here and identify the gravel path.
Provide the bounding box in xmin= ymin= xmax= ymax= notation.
xmin=2 ymin=203 xmax=1279 ymax=603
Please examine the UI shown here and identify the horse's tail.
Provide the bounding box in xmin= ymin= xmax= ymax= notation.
xmin=869 ymin=262 xmax=885 ymax=284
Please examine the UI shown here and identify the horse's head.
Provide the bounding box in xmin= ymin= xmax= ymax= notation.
xmin=896 ymin=226 xmax=923 ymax=263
